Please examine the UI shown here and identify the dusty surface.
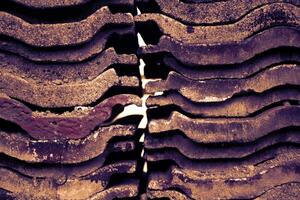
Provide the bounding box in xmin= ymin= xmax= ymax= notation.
xmin=0 ymin=94 xmax=140 ymax=139
xmin=0 ymin=1 xmax=141 ymax=199
xmin=0 ymin=26 xmax=136 ymax=62
xmin=145 ymin=64 xmax=300 ymax=102
xmin=135 ymin=4 xmax=299 ymax=44
xmin=141 ymin=1 xmax=300 ymax=199
xmin=137 ymin=0 xmax=300 ymax=25
xmin=0 ymin=7 xmax=134 ymax=47
xmin=0 ymin=69 xmax=139 ymax=107
xmin=0 ymin=0 xmax=299 ymax=199
xmin=139 ymin=27 xmax=300 ymax=66
xmin=146 ymin=146 xmax=300 ymax=199
xmin=8 ymin=0 xmax=134 ymax=8
xmin=156 ymin=50 xmax=300 ymax=80
xmin=147 ymin=88 xmax=300 ymax=117
xmin=148 ymin=105 xmax=300 ymax=143
xmin=0 ymin=48 xmax=137 ymax=82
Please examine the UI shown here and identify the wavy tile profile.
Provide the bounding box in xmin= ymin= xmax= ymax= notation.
xmin=0 ymin=27 xmax=135 ymax=62
xmin=148 ymin=162 xmax=300 ymax=199
xmin=0 ymin=166 xmax=139 ymax=199
xmin=8 ymin=0 xmax=133 ymax=8
xmin=0 ymin=1 xmax=141 ymax=199
xmin=135 ymin=3 xmax=299 ymax=44
xmin=0 ymin=125 xmax=136 ymax=163
xmin=1 ymin=0 xmax=299 ymax=198
xmin=146 ymin=64 xmax=300 ymax=102
xmin=0 ymin=68 xmax=139 ymax=107
xmin=136 ymin=0 xmax=300 ymax=25
xmin=160 ymin=49 xmax=300 ymax=80
xmin=146 ymin=145 xmax=300 ymax=168
xmin=147 ymin=87 xmax=300 ymax=117
xmin=0 ymin=154 xmax=136 ymax=183
xmin=0 ymin=7 xmax=133 ymax=47
xmin=139 ymin=27 xmax=300 ymax=66
xmin=149 ymin=105 xmax=300 ymax=143
xmin=146 ymin=146 xmax=300 ymax=199
xmin=145 ymin=129 xmax=300 ymax=159
xmin=0 ymin=94 xmax=140 ymax=139
xmin=0 ymin=48 xmax=137 ymax=82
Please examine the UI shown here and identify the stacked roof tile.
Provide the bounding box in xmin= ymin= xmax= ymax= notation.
xmin=0 ymin=0 xmax=142 ymax=199
xmin=0 ymin=0 xmax=299 ymax=199
xmin=137 ymin=0 xmax=300 ymax=199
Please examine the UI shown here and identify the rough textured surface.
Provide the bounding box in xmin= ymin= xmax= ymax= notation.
xmin=8 ymin=0 xmax=134 ymax=8
xmin=146 ymin=64 xmax=300 ymax=102
xmin=0 ymin=26 xmax=136 ymax=62
xmin=1 ymin=0 xmax=300 ymax=199
xmin=141 ymin=1 xmax=300 ymax=199
xmin=136 ymin=0 xmax=300 ymax=25
xmin=148 ymin=162 xmax=300 ymax=199
xmin=139 ymin=27 xmax=300 ymax=66
xmin=0 ymin=7 xmax=133 ymax=47
xmin=135 ymin=4 xmax=299 ymax=44
xmin=147 ymin=88 xmax=300 ymax=117
xmin=145 ymin=130 xmax=300 ymax=159
xmin=0 ymin=94 xmax=140 ymax=139
xmin=0 ymin=142 xmax=136 ymax=178
xmin=0 ymin=166 xmax=139 ymax=199
xmin=152 ymin=49 xmax=300 ymax=80
xmin=0 ymin=126 xmax=137 ymax=163
xmin=145 ymin=146 xmax=300 ymax=200
xmin=0 ymin=69 xmax=139 ymax=107
xmin=0 ymin=1 xmax=141 ymax=199
xmin=0 ymin=48 xmax=137 ymax=82
xmin=148 ymin=105 xmax=300 ymax=143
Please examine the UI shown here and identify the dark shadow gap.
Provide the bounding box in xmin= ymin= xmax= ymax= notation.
xmin=135 ymin=21 xmax=163 ymax=45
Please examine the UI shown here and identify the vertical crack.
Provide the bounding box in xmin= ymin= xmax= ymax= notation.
xmin=110 ymin=6 xmax=150 ymax=198
xmin=136 ymin=8 xmax=149 ymax=197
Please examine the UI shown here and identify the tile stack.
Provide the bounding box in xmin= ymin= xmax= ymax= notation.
xmin=136 ymin=0 xmax=300 ymax=199
xmin=1 ymin=0 xmax=300 ymax=199
xmin=0 ymin=0 xmax=142 ymax=199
